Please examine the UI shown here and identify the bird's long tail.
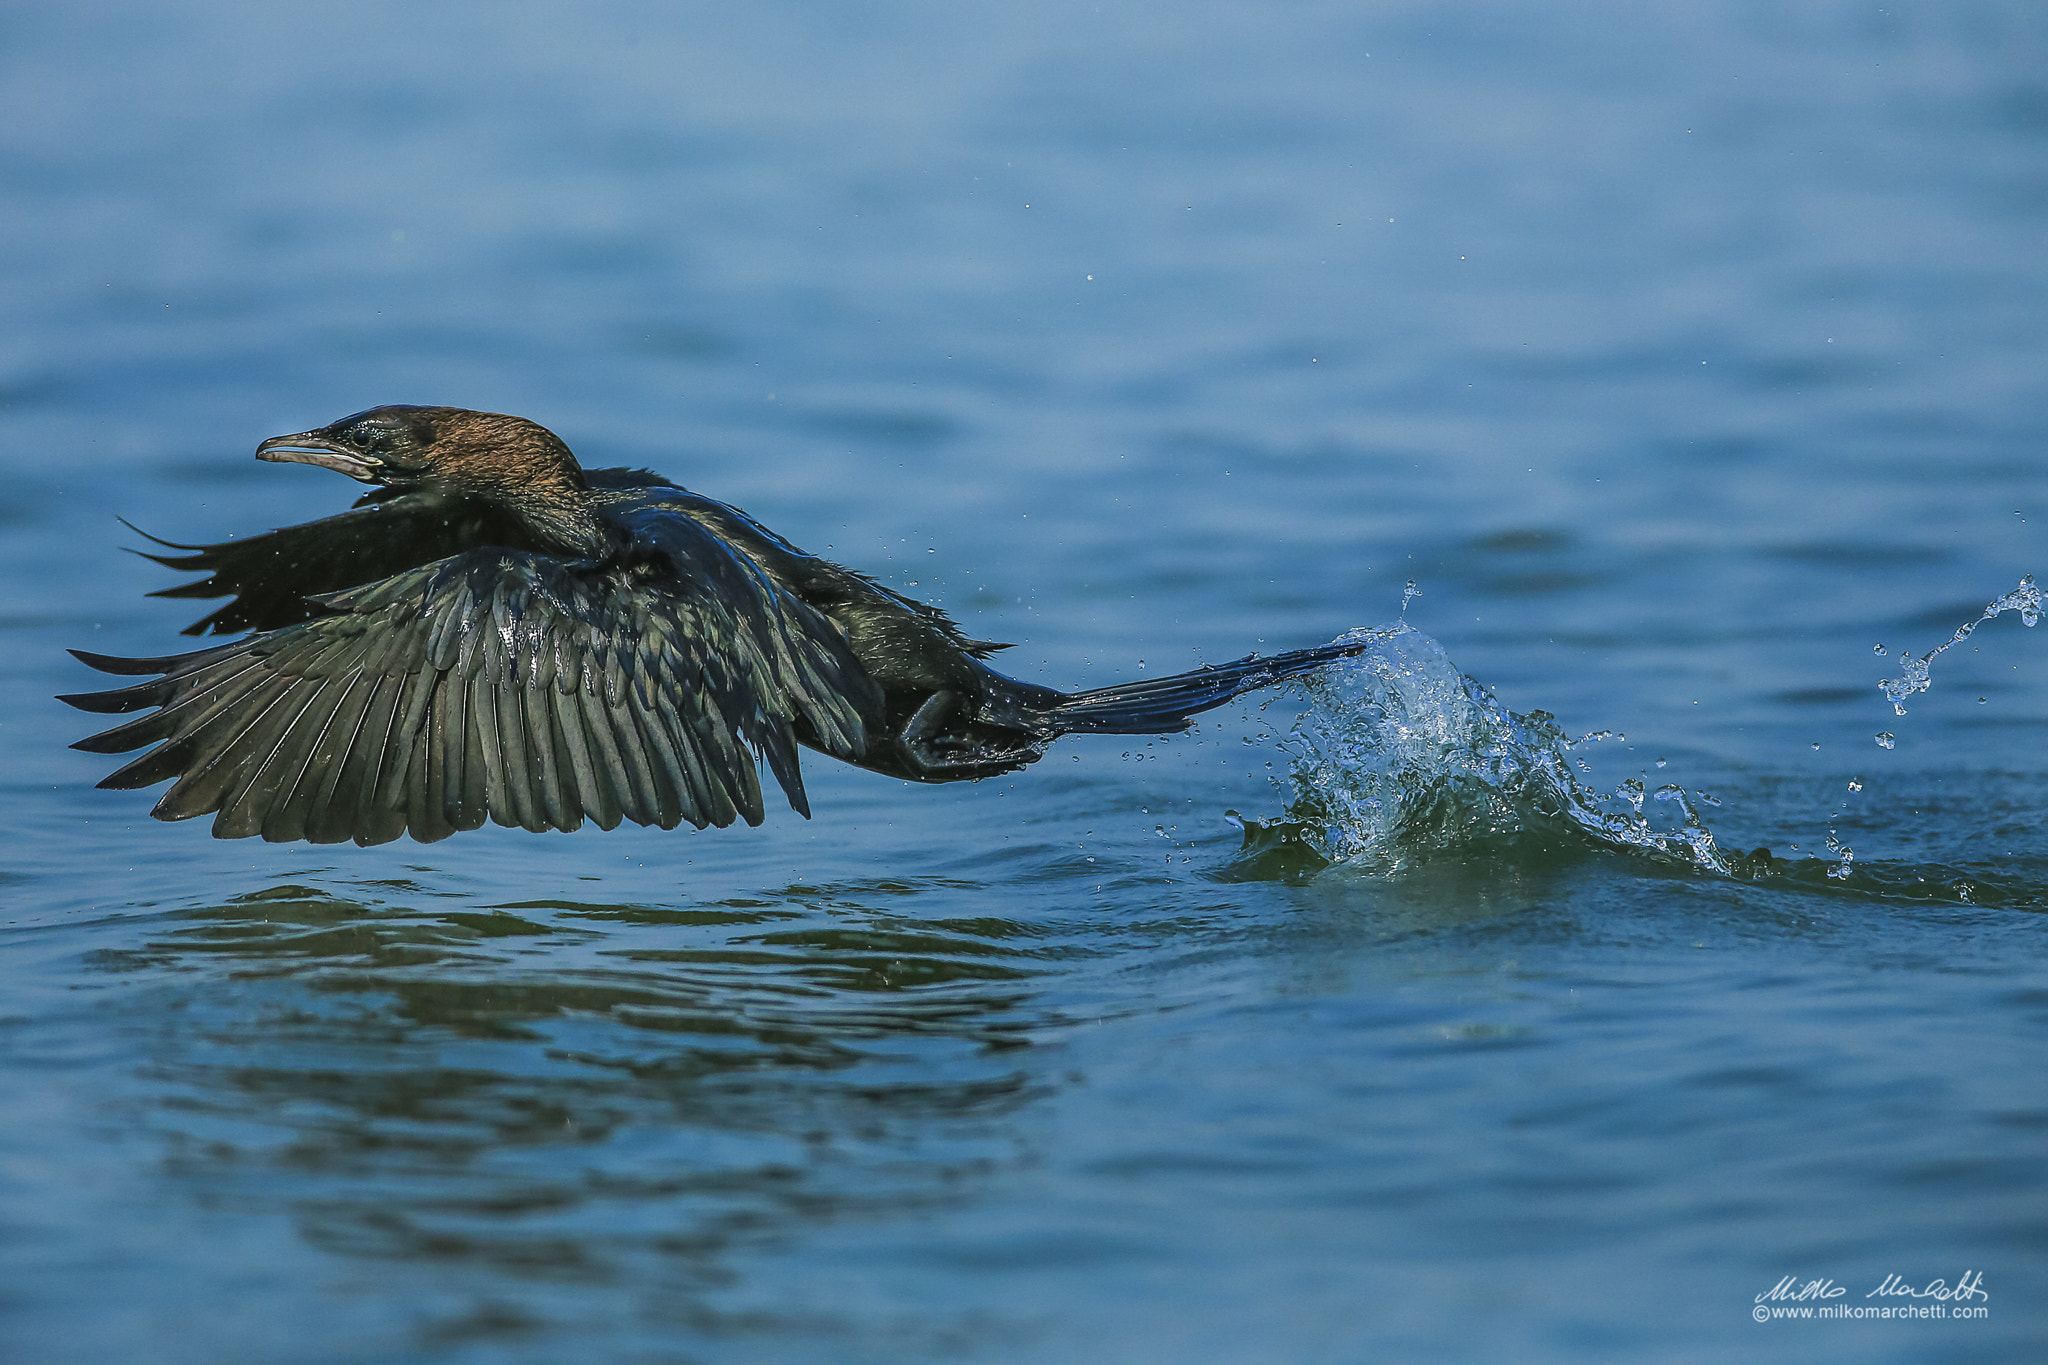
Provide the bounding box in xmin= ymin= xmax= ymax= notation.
xmin=1044 ymin=634 xmax=1380 ymax=736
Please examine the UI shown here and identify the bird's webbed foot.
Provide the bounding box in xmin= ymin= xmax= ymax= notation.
xmin=888 ymin=690 xmax=1047 ymax=782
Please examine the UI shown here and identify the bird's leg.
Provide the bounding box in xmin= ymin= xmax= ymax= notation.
xmin=900 ymin=689 xmax=959 ymax=753
xmin=891 ymin=690 xmax=1045 ymax=780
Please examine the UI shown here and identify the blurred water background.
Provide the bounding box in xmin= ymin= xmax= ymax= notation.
xmin=3 ymin=2 xmax=2046 ymax=1360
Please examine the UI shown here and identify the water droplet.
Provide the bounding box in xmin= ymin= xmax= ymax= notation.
xmin=1694 ymin=791 xmax=1721 ymax=807
xmin=1875 ymin=732 xmax=1895 ymax=749
xmin=1824 ymin=830 xmax=1856 ymax=880
xmin=1978 ymin=696 xmax=1987 ymax=704
xmin=1873 ymin=643 xmax=1886 ymax=655
xmin=1655 ymin=757 xmax=1667 ymax=768
xmin=1847 ymin=779 xmax=1862 ymax=792
xmin=1810 ymin=742 xmax=1821 ymax=751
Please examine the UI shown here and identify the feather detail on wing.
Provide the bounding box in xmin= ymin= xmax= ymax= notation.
xmin=639 ymin=489 xmax=1015 ymax=658
xmin=127 ymin=494 xmax=510 ymax=636
xmin=63 ymin=521 xmax=880 ymax=845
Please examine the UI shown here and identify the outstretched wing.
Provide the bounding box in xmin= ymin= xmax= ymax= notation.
xmin=62 ymin=532 xmax=880 ymax=845
xmin=129 ymin=495 xmax=514 ymax=636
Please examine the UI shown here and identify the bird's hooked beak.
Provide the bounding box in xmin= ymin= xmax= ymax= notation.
xmin=255 ymin=430 xmax=379 ymax=481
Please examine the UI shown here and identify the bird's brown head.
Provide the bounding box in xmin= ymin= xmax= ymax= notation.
xmin=255 ymin=406 xmax=587 ymax=501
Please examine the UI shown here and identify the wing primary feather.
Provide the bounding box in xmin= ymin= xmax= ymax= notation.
xmin=492 ymin=675 xmax=547 ymax=833
xmin=344 ymin=674 xmax=412 ymax=845
xmin=264 ymin=669 xmax=367 ymax=843
xmin=625 ymin=689 xmax=689 ymax=829
xmin=609 ymin=691 xmax=669 ymax=827
xmin=431 ymin=668 xmax=475 ymax=832
xmin=72 ymin=655 xmax=272 ymax=755
xmin=68 ymin=644 xmax=240 ymax=678
xmin=552 ymin=685 xmax=619 ymax=830
xmin=304 ymin=672 xmax=384 ymax=845
xmin=468 ymin=673 xmax=514 ymax=829
xmin=730 ymin=733 xmax=767 ymax=829
xmin=573 ymin=682 xmax=648 ymax=826
xmin=683 ymin=689 xmax=748 ymax=828
xmin=523 ymin=682 xmax=578 ymax=832
xmin=134 ymin=670 xmax=303 ymax=807
xmin=757 ymin=719 xmax=812 ymax=819
xmin=135 ymin=671 xmax=300 ymax=807
xmin=704 ymin=689 xmax=767 ymax=827
xmin=211 ymin=676 xmax=342 ymax=839
xmin=372 ymin=663 xmax=438 ymax=813
xmin=62 ymin=676 xmax=178 ymax=717
xmin=408 ymin=683 xmax=457 ymax=844
xmin=650 ymin=687 xmax=732 ymax=829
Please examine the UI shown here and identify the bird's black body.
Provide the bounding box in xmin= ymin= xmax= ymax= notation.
xmin=62 ymin=406 xmax=1369 ymax=845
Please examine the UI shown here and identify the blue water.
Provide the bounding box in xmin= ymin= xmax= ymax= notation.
xmin=3 ymin=2 xmax=2046 ymax=1360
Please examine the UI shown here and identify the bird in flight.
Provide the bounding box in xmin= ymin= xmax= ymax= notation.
xmin=63 ymin=407 xmax=1368 ymax=845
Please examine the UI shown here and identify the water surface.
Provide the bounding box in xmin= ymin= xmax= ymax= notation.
xmin=3 ymin=2 xmax=2046 ymax=1360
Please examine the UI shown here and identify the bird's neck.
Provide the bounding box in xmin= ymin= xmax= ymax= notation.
xmin=429 ymin=467 xmax=614 ymax=560
xmin=502 ymin=478 xmax=614 ymax=560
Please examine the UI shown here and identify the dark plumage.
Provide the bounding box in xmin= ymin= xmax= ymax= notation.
xmin=61 ymin=406 xmax=1370 ymax=845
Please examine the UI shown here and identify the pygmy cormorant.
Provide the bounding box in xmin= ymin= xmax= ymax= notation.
xmin=62 ymin=406 xmax=1370 ymax=845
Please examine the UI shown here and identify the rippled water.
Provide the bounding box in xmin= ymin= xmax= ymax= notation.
xmin=4 ymin=2 xmax=2047 ymax=1361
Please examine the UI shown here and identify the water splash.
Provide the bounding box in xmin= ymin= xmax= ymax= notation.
xmin=1879 ymin=574 xmax=2040 ymax=716
xmin=1254 ymin=625 xmax=1745 ymax=876
xmin=1836 ymin=574 xmax=2039 ymax=879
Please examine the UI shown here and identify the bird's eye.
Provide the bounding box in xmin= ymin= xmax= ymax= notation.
xmin=349 ymin=427 xmax=384 ymax=452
